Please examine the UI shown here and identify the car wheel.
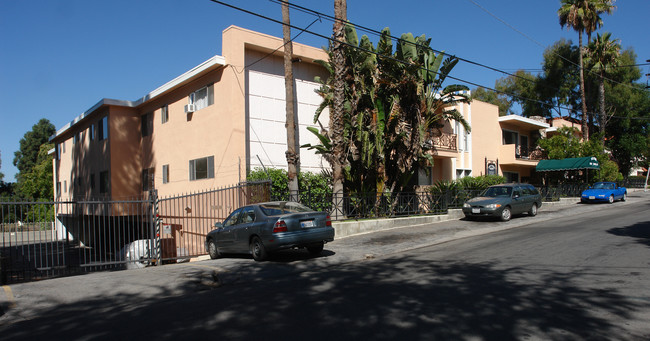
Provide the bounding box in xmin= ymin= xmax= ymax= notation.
xmin=207 ymin=239 xmax=220 ymax=259
xmin=622 ymin=193 xmax=627 ymax=202
xmin=250 ymin=236 xmax=268 ymax=261
xmin=528 ymin=203 xmax=538 ymax=217
xmin=307 ymin=242 xmax=324 ymax=256
xmin=608 ymin=195 xmax=614 ymax=204
xmin=500 ymin=207 xmax=512 ymax=222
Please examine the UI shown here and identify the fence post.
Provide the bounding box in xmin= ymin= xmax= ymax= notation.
xmin=150 ymin=190 xmax=162 ymax=266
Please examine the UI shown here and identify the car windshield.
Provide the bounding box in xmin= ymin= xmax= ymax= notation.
xmin=593 ymin=183 xmax=614 ymax=190
xmin=482 ymin=186 xmax=512 ymax=198
xmin=260 ymin=202 xmax=313 ymax=216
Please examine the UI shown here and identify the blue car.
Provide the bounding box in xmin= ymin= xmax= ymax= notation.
xmin=581 ymin=182 xmax=627 ymax=203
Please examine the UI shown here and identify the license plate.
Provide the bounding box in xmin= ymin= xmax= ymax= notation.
xmin=300 ymin=220 xmax=314 ymax=228
xmin=589 ymin=196 xmax=595 ymax=200
xmin=472 ymin=208 xmax=480 ymax=214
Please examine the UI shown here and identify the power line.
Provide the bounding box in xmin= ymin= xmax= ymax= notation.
xmin=270 ymin=0 xmax=554 ymax=95
xmin=465 ymin=0 xmax=642 ymax=93
xmin=210 ymin=0 xmax=644 ymax=121
xmin=271 ymin=0 xmax=647 ymax=117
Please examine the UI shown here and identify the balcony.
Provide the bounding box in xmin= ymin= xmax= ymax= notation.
xmin=431 ymin=132 xmax=457 ymax=150
xmin=427 ymin=132 xmax=458 ymax=158
xmin=499 ymin=144 xmax=542 ymax=166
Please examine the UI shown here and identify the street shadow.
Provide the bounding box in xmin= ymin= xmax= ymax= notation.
xmin=607 ymin=220 xmax=650 ymax=247
xmin=0 ymin=255 xmax=641 ymax=340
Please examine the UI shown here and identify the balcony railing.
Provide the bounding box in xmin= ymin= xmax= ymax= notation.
xmin=515 ymin=145 xmax=543 ymax=160
xmin=431 ymin=132 xmax=457 ymax=151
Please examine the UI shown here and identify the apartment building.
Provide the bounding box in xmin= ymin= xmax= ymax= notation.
xmin=51 ymin=26 xmax=329 ymax=200
xmin=51 ymin=26 xmax=555 ymax=202
xmin=416 ymin=99 xmax=550 ymax=186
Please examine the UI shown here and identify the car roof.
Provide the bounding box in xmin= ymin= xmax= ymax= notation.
xmin=489 ymin=183 xmax=533 ymax=188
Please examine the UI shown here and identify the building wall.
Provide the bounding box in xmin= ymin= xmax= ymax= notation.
xmin=469 ymin=101 xmax=502 ymax=177
xmin=245 ymin=49 xmax=329 ymax=174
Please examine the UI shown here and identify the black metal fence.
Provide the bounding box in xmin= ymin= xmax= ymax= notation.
xmin=273 ymin=183 xmax=605 ymax=221
xmin=0 ymin=181 xmax=272 ymax=284
xmin=156 ymin=181 xmax=271 ymax=263
xmin=1 ymin=196 xmax=156 ymax=284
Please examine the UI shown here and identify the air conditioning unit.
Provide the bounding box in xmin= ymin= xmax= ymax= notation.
xmin=184 ymin=104 xmax=196 ymax=113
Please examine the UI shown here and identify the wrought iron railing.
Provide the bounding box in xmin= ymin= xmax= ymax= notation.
xmin=431 ymin=132 xmax=457 ymax=151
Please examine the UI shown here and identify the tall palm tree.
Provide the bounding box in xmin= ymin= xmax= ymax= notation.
xmin=558 ymin=0 xmax=616 ymax=141
xmin=331 ymin=0 xmax=347 ymax=200
xmin=585 ymin=32 xmax=620 ymax=142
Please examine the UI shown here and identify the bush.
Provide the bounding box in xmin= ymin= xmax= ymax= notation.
xmin=429 ymin=175 xmax=506 ymax=195
xmin=247 ymin=168 xmax=332 ymax=210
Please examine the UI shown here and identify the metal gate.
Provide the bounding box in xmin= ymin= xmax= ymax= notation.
xmin=155 ymin=181 xmax=271 ymax=263
xmin=1 ymin=195 xmax=156 ymax=284
xmin=0 ymin=181 xmax=271 ymax=284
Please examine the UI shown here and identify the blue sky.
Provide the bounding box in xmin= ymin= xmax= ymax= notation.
xmin=1 ymin=0 xmax=648 ymax=182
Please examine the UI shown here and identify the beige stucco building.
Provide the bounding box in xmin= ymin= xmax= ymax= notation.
xmin=51 ymin=26 xmax=329 ymax=200
xmin=51 ymin=26 xmax=557 ymax=201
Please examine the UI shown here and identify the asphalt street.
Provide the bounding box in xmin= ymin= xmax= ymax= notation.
xmin=1 ymin=191 xmax=649 ymax=340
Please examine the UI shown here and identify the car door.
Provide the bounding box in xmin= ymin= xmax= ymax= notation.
xmin=511 ymin=186 xmax=526 ymax=214
xmin=232 ymin=206 xmax=256 ymax=252
xmin=217 ymin=208 xmax=242 ymax=252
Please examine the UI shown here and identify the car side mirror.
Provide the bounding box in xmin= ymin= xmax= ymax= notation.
xmin=214 ymin=222 xmax=223 ymax=229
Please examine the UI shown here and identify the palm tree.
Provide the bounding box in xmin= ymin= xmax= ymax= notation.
xmin=281 ymin=2 xmax=299 ymax=200
xmin=330 ymin=0 xmax=347 ymax=201
xmin=558 ymin=0 xmax=616 ymax=141
xmin=585 ymin=32 xmax=620 ymax=142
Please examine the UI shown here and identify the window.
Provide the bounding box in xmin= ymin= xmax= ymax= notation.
xmin=90 ymin=124 xmax=95 ymax=140
xmin=189 ymin=156 xmax=214 ymax=181
xmin=99 ymin=171 xmax=109 ymax=194
xmin=223 ymin=208 xmax=242 ymax=228
xmin=161 ymin=105 xmax=169 ymax=124
xmin=73 ymin=132 xmax=79 ymax=145
xmin=60 ymin=141 xmax=66 ymax=155
xmin=63 ymin=180 xmax=67 ymax=193
xmin=141 ymin=112 xmax=153 ymax=137
xmin=162 ymin=164 xmax=169 ymax=184
xmin=503 ymin=171 xmax=519 ymax=183
xmin=98 ymin=116 xmax=108 ymax=141
xmin=56 ymin=182 xmax=61 ymax=196
xmin=456 ymin=169 xmax=471 ymax=179
xmin=502 ymin=130 xmax=518 ymax=145
xmin=142 ymin=167 xmax=155 ymax=191
xmin=456 ymin=122 xmax=469 ymax=151
xmin=189 ymin=84 xmax=214 ymax=111
xmin=90 ymin=174 xmax=95 ymax=193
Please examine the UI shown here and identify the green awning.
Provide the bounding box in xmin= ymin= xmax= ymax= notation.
xmin=536 ymin=157 xmax=600 ymax=172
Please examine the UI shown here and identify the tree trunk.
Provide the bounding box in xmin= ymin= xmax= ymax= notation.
xmin=331 ymin=0 xmax=347 ymax=199
xmin=599 ymin=75 xmax=606 ymax=144
xmin=578 ymin=32 xmax=590 ymax=141
xmin=282 ymin=2 xmax=299 ymax=201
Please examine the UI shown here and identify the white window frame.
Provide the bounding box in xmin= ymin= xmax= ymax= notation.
xmin=189 ymin=156 xmax=214 ymax=181
xmin=189 ymin=84 xmax=214 ymax=111
xmin=161 ymin=105 xmax=169 ymax=124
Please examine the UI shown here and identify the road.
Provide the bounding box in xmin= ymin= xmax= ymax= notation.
xmin=1 ymin=194 xmax=649 ymax=340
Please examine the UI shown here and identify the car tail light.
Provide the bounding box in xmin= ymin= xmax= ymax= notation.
xmin=273 ymin=220 xmax=287 ymax=233
xmin=325 ymin=215 xmax=332 ymax=226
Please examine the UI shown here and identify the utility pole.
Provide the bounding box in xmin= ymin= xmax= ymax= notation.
xmin=282 ymin=1 xmax=299 ymax=201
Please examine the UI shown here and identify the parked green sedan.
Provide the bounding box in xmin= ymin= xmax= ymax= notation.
xmin=462 ymin=183 xmax=543 ymax=221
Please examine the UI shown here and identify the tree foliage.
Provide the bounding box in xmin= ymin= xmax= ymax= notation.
xmin=538 ymin=127 xmax=622 ymax=181
xmin=13 ymin=119 xmax=56 ymax=178
xmin=15 ymin=143 xmax=54 ymax=199
xmin=304 ymin=25 xmax=469 ymax=194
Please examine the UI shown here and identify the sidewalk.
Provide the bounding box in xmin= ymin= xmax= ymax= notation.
xmin=1 ymin=192 xmax=648 ymax=325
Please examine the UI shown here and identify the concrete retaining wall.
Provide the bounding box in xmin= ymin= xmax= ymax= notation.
xmin=333 ymin=209 xmax=465 ymax=239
